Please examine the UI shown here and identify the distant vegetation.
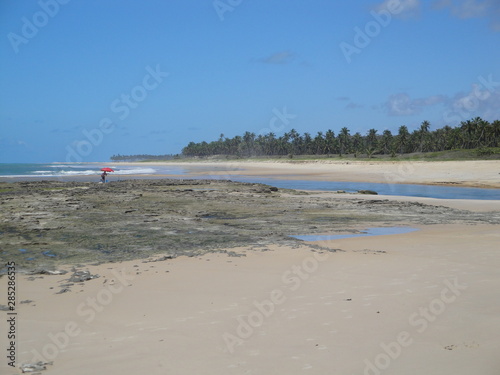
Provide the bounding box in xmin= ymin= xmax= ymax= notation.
xmin=111 ymin=117 xmax=500 ymax=161
xmin=110 ymin=154 xmax=179 ymax=162
xmin=180 ymin=117 xmax=500 ymax=159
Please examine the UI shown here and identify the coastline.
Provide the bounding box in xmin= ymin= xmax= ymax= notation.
xmin=1 ymin=159 xmax=499 ymax=189
xmin=119 ymin=159 xmax=500 ymax=189
xmin=1 ymin=162 xmax=499 ymax=374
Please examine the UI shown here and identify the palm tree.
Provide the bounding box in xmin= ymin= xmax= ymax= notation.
xmin=241 ymin=132 xmax=255 ymax=156
xmin=352 ymin=132 xmax=363 ymax=157
xmin=460 ymin=119 xmax=476 ymax=148
xmin=366 ymin=128 xmax=378 ymax=150
xmin=325 ymin=130 xmax=335 ymax=155
xmin=490 ymin=120 xmax=500 ymax=147
xmin=313 ymin=132 xmax=325 ymax=154
xmin=289 ymin=128 xmax=302 ymax=155
xmin=265 ymin=132 xmax=277 ymax=155
xmin=303 ymin=132 xmax=313 ymax=154
xmin=397 ymin=125 xmax=409 ymax=154
xmin=381 ymin=130 xmax=393 ymax=154
xmin=473 ymin=117 xmax=489 ymax=147
xmin=419 ymin=121 xmax=430 ymax=152
xmin=338 ymin=127 xmax=351 ymax=156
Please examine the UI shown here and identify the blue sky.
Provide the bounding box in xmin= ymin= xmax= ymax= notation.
xmin=1 ymin=0 xmax=500 ymax=163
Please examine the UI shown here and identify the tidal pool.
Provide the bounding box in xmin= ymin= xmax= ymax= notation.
xmin=290 ymin=226 xmax=419 ymax=242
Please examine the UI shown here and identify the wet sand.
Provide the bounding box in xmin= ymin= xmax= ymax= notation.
xmin=1 ymin=161 xmax=499 ymax=374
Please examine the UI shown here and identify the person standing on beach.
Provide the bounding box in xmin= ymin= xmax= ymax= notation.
xmin=101 ymin=171 xmax=107 ymax=183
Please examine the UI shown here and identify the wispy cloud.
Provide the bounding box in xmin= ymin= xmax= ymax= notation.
xmin=448 ymin=83 xmax=500 ymax=121
xmin=433 ymin=0 xmax=500 ymax=31
xmin=384 ymin=92 xmax=446 ymax=116
xmin=0 ymin=137 xmax=28 ymax=148
xmin=259 ymin=50 xmax=295 ymax=65
xmin=384 ymin=83 xmax=500 ymax=122
xmin=346 ymin=102 xmax=364 ymax=109
xmin=384 ymin=93 xmax=418 ymax=116
xmin=374 ymin=0 xmax=422 ymax=19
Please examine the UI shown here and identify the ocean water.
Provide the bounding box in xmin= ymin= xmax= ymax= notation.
xmin=0 ymin=163 xmax=185 ymax=178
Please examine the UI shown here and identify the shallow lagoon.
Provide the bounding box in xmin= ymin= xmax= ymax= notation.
xmin=223 ymin=176 xmax=500 ymax=200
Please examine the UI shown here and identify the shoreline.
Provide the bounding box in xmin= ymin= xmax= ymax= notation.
xmin=111 ymin=159 xmax=500 ymax=189
xmin=1 ymin=163 xmax=499 ymax=374
xmin=1 ymin=159 xmax=500 ymax=189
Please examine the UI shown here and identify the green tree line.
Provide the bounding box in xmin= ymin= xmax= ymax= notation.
xmin=181 ymin=117 xmax=500 ymax=158
xmin=110 ymin=153 xmax=178 ymax=162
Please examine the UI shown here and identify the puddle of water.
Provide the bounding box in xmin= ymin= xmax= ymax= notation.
xmin=290 ymin=226 xmax=419 ymax=242
xmin=42 ymin=251 xmax=57 ymax=257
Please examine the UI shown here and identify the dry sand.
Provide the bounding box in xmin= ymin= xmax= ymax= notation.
xmin=1 ymin=160 xmax=499 ymax=374
xmin=140 ymin=159 xmax=500 ymax=189
xmin=2 ymin=224 xmax=499 ymax=374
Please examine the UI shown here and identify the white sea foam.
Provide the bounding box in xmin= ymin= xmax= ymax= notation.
xmin=3 ymin=167 xmax=158 ymax=178
xmin=114 ymin=168 xmax=157 ymax=175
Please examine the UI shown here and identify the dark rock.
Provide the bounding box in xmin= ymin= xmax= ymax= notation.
xmin=20 ymin=361 xmax=53 ymax=373
xmin=357 ymin=190 xmax=378 ymax=195
xmin=68 ymin=270 xmax=99 ymax=283
xmin=27 ymin=269 xmax=68 ymax=276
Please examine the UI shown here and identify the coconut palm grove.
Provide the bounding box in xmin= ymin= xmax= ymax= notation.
xmin=110 ymin=117 xmax=500 ymax=161
xmin=180 ymin=117 xmax=500 ymax=158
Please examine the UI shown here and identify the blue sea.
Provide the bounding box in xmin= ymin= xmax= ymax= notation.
xmin=0 ymin=163 xmax=185 ymax=178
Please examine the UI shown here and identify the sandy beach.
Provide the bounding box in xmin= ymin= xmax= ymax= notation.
xmin=134 ymin=159 xmax=500 ymax=189
xmin=1 ymin=160 xmax=499 ymax=374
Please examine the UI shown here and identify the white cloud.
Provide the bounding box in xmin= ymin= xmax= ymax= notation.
xmin=374 ymin=0 xmax=422 ymax=19
xmin=447 ymin=83 xmax=500 ymax=123
xmin=446 ymin=0 xmax=488 ymax=18
xmin=413 ymin=95 xmax=447 ymax=107
xmin=433 ymin=0 xmax=500 ymax=31
xmin=385 ymin=93 xmax=419 ymax=115
xmin=384 ymin=93 xmax=446 ymax=116
xmin=384 ymin=78 xmax=500 ymax=123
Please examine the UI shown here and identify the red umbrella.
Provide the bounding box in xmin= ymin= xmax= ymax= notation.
xmin=100 ymin=167 xmax=114 ymax=172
